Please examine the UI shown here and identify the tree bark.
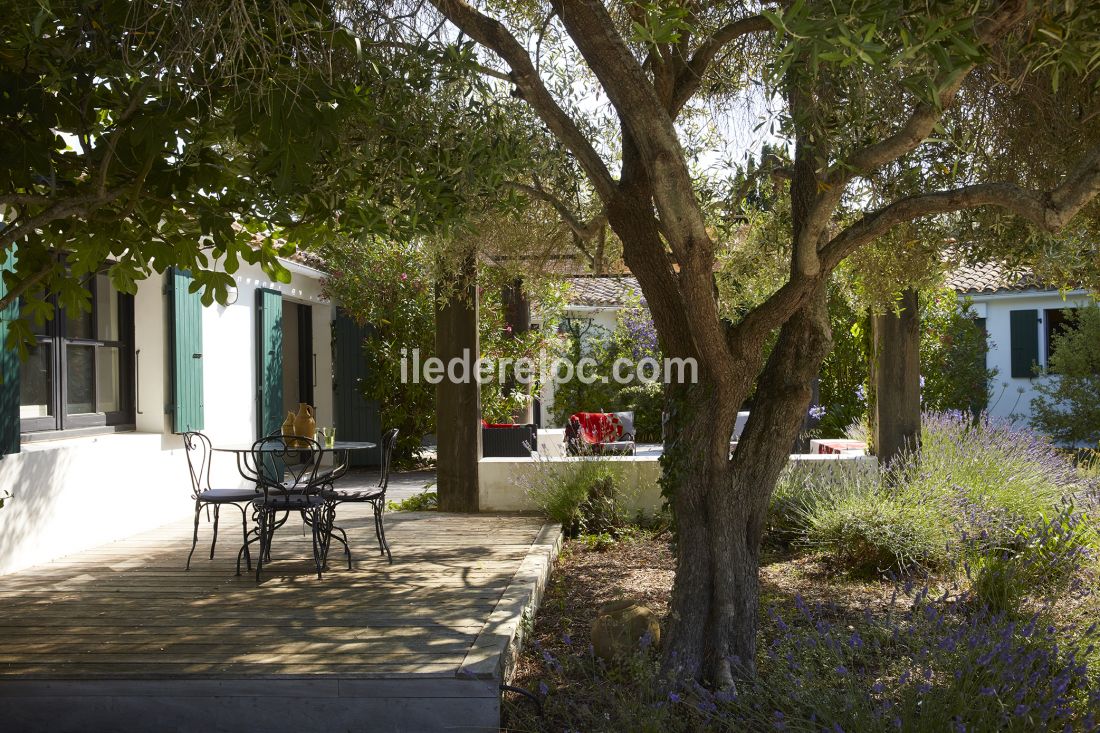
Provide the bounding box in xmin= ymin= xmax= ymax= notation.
xmin=434 ymin=255 xmax=481 ymax=512
xmin=660 ymin=285 xmax=832 ymax=686
xmin=873 ymin=288 xmax=921 ymax=467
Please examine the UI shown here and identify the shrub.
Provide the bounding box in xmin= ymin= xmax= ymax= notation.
xmin=968 ymin=504 xmax=1095 ymax=614
xmin=1031 ymin=305 xmax=1100 ymax=445
xmin=387 ymin=491 xmax=437 ymax=512
xmin=616 ymin=382 xmax=663 ymax=442
xmin=507 ymin=587 xmax=1100 ymax=732
xmin=803 ymin=488 xmax=951 ymax=575
xmin=778 ymin=412 xmax=1095 ymax=582
xmin=517 ymin=455 xmax=630 ymax=537
xmin=904 ymin=412 xmax=1082 ymax=530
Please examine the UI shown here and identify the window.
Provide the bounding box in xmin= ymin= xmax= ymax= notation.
xmin=1044 ymin=307 xmax=1076 ymax=368
xmin=20 ymin=273 xmax=135 ymax=433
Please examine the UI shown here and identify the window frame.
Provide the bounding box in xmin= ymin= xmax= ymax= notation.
xmin=1043 ymin=307 xmax=1076 ymax=369
xmin=20 ymin=274 xmax=136 ymax=435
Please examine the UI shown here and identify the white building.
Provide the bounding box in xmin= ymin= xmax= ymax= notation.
xmin=536 ymin=275 xmax=638 ymax=428
xmin=0 ymin=256 xmax=378 ymax=575
xmin=947 ymin=262 xmax=1092 ymax=425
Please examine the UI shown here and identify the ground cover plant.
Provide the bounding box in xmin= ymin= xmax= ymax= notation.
xmin=507 ymin=412 xmax=1100 ymax=731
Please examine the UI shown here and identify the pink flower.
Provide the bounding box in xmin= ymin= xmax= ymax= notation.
xmin=400 ymin=273 xmax=408 ymax=281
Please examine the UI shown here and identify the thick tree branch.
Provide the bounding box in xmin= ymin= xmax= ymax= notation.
xmin=0 ymin=187 xmax=128 ymax=252
xmin=735 ymin=143 xmax=1100 ymax=345
xmin=669 ymin=14 xmax=771 ymax=117
xmin=427 ymin=0 xmax=617 ymax=201
xmin=551 ymin=1 xmax=712 ymax=258
xmin=0 ymin=260 xmax=55 ymax=313
xmin=824 ymin=0 xmax=1028 ymax=189
xmin=822 ymin=149 xmax=1100 ymax=266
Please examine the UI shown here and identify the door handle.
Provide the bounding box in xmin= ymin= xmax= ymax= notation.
xmin=193 ymin=353 xmax=203 ymax=359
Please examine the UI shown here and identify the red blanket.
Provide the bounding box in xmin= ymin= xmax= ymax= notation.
xmin=570 ymin=412 xmax=625 ymax=444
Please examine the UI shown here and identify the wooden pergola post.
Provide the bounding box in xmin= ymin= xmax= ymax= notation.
xmin=872 ymin=288 xmax=921 ymax=467
xmin=435 ymin=255 xmax=481 ymax=512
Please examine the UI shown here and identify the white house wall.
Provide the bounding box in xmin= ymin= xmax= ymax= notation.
xmin=966 ymin=289 xmax=1091 ymax=425
xmin=537 ymin=305 xmax=621 ymax=428
xmin=0 ymin=259 xmax=334 ymax=575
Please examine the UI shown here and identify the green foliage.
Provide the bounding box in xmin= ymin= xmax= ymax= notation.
xmin=969 ymin=504 xmax=1094 ymax=615
xmin=815 ymin=273 xmax=871 ymax=437
xmin=0 ymin=0 xmax=310 ymax=348
xmin=811 ymin=279 xmax=993 ymax=438
xmin=321 ymin=236 xmax=567 ymax=462
xmin=322 ymin=239 xmax=435 ymax=463
xmin=387 ymin=491 xmax=438 ymax=512
xmin=1031 ymin=306 xmax=1100 ymax=445
xmin=804 ymin=483 xmax=951 ymax=575
xmin=549 ymin=300 xmax=664 ymax=438
xmin=772 ymin=413 xmax=1096 ymax=580
xmin=615 ymin=383 xmax=663 ymax=442
xmin=517 ymin=456 xmax=629 ymax=538
xmin=920 ymin=292 xmax=995 ymax=414
xmin=1 ymin=1 xmax=539 ymax=354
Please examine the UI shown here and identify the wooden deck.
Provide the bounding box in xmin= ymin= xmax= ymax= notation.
xmin=0 ymin=507 xmax=560 ymax=732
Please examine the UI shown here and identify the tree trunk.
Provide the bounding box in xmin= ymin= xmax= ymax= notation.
xmin=434 ymin=255 xmax=481 ymax=512
xmin=873 ymin=288 xmax=921 ymax=467
xmin=660 ymin=285 xmax=832 ymax=686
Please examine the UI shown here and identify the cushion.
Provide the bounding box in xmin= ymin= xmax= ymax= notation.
xmin=611 ymin=411 xmax=635 ymax=439
xmin=198 ymin=488 xmax=259 ymax=502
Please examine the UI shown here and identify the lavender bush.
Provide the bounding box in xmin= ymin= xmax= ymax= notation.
xmin=774 ymin=412 xmax=1098 ymax=582
xmin=507 ymin=583 xmax=1100 ymax=732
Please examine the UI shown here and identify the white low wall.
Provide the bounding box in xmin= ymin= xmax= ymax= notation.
xmin=480 ymin=453 xmax=879 ymax=515
xmin=0 ymin=432 xmax=251 ymax=575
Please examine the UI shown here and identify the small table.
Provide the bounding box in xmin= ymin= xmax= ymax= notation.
xmin=214 ymin=440 xmax=377 ymax=485
xmin=214 ymin=440 xmax=377 ymax=577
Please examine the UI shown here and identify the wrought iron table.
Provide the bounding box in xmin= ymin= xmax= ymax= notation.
xmin=213 ymin=440 xmax=377 ymax=577
xmin=213 ymin=440 xmax=377 ymax=485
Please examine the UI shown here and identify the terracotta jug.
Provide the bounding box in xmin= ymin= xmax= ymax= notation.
xmin=293 ymin=403 xmax=316 ymax=446
xmin=280 ymin=411 xmax=295 ymax=438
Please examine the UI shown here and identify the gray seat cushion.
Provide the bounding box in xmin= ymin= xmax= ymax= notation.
xmin=198 ymin=488 xmax=259 ymax=502
xmin=325 ymin=487 xmax=383 ymax=502
xmin=255 ymin=494 xmax=326 ymax=509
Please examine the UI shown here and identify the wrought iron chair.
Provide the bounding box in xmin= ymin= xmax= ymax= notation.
xmin=323 ymin=428 xmax=399 ymax=566
xmin=182 ymin=431 xmax=259 ymax=571
xmin=248 ymin=434 xmax=327 ymax=583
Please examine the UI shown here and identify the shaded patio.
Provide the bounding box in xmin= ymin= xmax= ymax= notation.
xmin=0 ymin=503 xmax=559 ymax=732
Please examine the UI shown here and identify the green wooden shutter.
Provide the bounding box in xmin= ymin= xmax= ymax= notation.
xmin=1009 ymin=309 xmax=1039 ymax=378
xmin=333 ymin=310 xmax=380 ymax=466
xmin=0 ymin=248 xmax=21 ymax=456
xmin=256 ymin=288 xmax=283 ymax=438
xmin=168 ymin=268 xmax=204 ymax=433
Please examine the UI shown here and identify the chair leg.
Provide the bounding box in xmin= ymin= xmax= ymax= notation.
xmin=255 ymin=508 xmax=270 ymax=583
xmin=237 ymin=503 xmax=252 ymax=572
xmin=209 ymin=505 xmax=220 ymax=559
xmin=308 ymin=509 xmax=324 ymax=580
xmin=186 ymin=501 xmax=202 ymax=570
xmin=374 ymin=502 xmax=392 ymax=563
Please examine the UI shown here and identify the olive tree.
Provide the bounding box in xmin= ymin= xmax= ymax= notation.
xmin=397 ymin=0 xmax=1100 ymax=686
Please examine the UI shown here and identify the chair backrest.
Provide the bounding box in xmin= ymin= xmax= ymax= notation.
xmin=250 ymin=434 xmax=324 ymax=500
xmin=378 ymin=428 xmax=400 ymax=492
xmin=182 ymin=431 xmax=213 ymax=497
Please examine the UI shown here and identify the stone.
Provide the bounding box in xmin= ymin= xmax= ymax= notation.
xmin=590 ymin=599 xmax=660 ymax=661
